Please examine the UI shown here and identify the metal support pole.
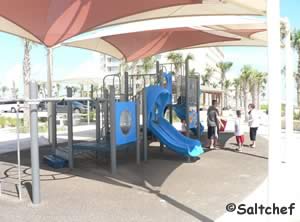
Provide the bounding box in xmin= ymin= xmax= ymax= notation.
xmin=47 ymin=48 xmax=53 ymax=145
xmin=96 ymin=99 xmax=101 ymax=143
xmin=143 ymin=88 xmax=148 ymax=161
xmin=169 ymin=104 xmax=173 ymax=124
xmin=267 ymin=0 xmax=281 ymax=207
xmin=109 ymin=86 xmax=117 ymax=174
xmin=29 ymin=81 xmax=40 ymax=204
xmin=185 ymin=59 xmax=190 ymax=138
xmin=51 ymin=102 xmax=57 ymax=153
xmin=16 ymin=102 xmax=22 ymax=200
xmin=67 ymin=88 xmax=74 ymax=169
xmin=136 ymin=94 xmax=140 ymax=164
xmin=87 ymin=100 xmax=90 ymax=125
xmin=283 ymin=18 xmax=294 ymax=163
xmin=104 ymin=89 xmax=109 ymax=140
xmin=196 ymin=76 xmax=201 ymax=139
xmin=156 ymin=61 xmax=160 ymax=84
xmin=124 ymin=72 xmax=129 ymax=102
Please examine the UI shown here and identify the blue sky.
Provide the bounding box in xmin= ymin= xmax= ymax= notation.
xmin=0 ymin=0 xmax=299 ymax=93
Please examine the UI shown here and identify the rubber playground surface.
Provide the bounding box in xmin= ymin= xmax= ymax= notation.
xmin=0 ymin=133 xmax=268 ymax=222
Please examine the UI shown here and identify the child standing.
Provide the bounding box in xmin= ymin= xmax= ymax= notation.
xmin=234 ymin=110 xmax=244 ymax=152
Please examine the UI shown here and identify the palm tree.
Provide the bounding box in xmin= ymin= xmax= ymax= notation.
xmin=292 ymin=30 xmax=300 ymax=107
xmin=240 ymin=65 xmax=253 ymax=121
xmin=56 ymin=83 xmax=61 ymax=96
xmin=167 ymin=52 xmax=184 ymax=97
xmin=217 ymin=62 xmax=233 ymax=109
xmin=224 ymin=79 xmax=231 ymax=108
xmin=255 ymin=72 xmax=267 ymax=109
xmin=233 ymin=78 xmax=241 ymax=109
xmin=201 ymin=66 xmax=215 ymax=86
xmin=167 ymin=52 xmax=194 ymax=95
xmin=212 ymin=82 xmax=218 ymax=88
xmin=141 ymin=56 xmax=155 ymax=74
xmin=79 ymin=84 xmax=84 ymax=97
xmin=1 ymin=86 xmax=8 ymax=97
xmin=217 ymin=62 xmax=233 ymax=89
xmin=249 ymin=70 xmax=258 ymax=108
xmin=23 ymin=39 xmax=33 ymax=128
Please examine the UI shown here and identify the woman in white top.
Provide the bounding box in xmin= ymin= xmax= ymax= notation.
xmin=248 ymin=103 xmax=259 ymax=148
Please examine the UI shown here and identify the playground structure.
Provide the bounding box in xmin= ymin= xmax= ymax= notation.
xmin=0 ymin=59 xmax=205 ymax=204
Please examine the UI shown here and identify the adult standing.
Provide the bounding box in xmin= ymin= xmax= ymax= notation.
xmin=248 ymin=103 xmax=260 ymax=148
xmin=206 ymin=99 xmax=223 ymax=149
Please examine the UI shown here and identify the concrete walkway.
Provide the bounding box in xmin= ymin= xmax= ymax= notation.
xmin=0 ymin=130 xmax=269 ymax=222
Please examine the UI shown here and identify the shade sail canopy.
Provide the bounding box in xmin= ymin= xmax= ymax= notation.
xmin=65 ymin=27 xmax=243 ymax=61
xmin=64 ymin=19 xmax=267 ymax=62
xmin=99 ymin=0 xmax=266 ymax=29
xmin=0 ymin=0 xmax=266 ymax=47
xmin=0 ymin=0 xmax=200 ymax=46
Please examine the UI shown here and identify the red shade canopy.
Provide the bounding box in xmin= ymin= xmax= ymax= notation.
xmin=66 ymin=27 xmax=243 ymax=62
xmin=0 ymin=0 xmax=200 ymax=47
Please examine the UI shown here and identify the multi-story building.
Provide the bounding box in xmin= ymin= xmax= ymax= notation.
xmin=99 ymin=47 xmax=225 ymax=108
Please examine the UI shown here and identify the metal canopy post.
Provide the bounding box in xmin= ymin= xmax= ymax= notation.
xmin=267 ymin=0 xmax=281 ymax=206
xmin=51 ymin=102 xmax=57 ymax=153
xmin=96 ymin=98 xmax=101 ymax=143
xmin=196 ymin=76 xmax=201 ymax=139
xmin=185 ymin=59 xmax=190 ymax=138
xmin=109 ymin=86 xmax=117 ymax=174
xmin=283 ymin=18 xmax=294 ymax=163
xmin=136 ymin=94 xmax=141 ymax=164
xmin=143 ymin=88 xmax=148 ymax=161
xmin=29 ymin=81 xmax=40 ymax=204
xmin=124 ymin=72 xmax=129 ymax=101
xmin=16 ymin=102 xmax=22 ymax=200
xmin=47 ymin=48 xmax=53 ymax=145
xmin=67 ymin=87 xmax=74 ymax=169
xmin=104 ymin=89 xmax=109 ymax=140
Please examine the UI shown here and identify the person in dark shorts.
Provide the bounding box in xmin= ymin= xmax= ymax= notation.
xmin=206 ymin=100 xmax=223 ymax=149
xmin=248 ymin=103 xmax=259 ymax=148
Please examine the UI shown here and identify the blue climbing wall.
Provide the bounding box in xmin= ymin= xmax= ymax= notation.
xmin=115 ymin=102 xmax=137 ymax=146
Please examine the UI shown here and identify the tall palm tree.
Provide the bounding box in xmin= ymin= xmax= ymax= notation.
xmin=292 ymin=30 xmax=300 ymax=107
xmin=240 ymin=65 xmax=253 ymax=121
xmin=1 ymin=86 xmax=8 ymax=97
xmin=56 ymin=83 xmax=61 ymax=96
xmin=141 ymin=56 xmax=155 ymax=74
xmin=249 ymin=69 xmax=259 ymax=108
xmin=201 ymin=66 xmax=215 ymax=86
xmin=256 ymin=72 xmax=267 ymax=109
xmin=167 ymin=52 xmax=194 ymax=97
xmin=217 ymin=62 xmax=233 ymax=109
xmin=233 ymin=78 xmax=241 ymax=110
xmin=23 ymin=39 xmax=33 ymax=128
xmin=217 ymin=62 xmax=233 ymax=89
xmin=224 ymin=79 xmax=231 ymax=108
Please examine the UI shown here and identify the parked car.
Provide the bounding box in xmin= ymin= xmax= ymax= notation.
xmin=77 ymin=100 xmax=96 ymax=110
xmin=56 ymin=100 xmax=88 ymax=113
xmin=0 ymin=100 xmax=25 ymax=113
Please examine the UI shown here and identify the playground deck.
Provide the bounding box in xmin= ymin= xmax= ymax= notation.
xmin=0 ymin=133 xmax=268 ymax=222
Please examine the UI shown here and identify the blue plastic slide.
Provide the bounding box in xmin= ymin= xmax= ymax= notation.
xmin=146 ymin=86 xmax=204 ymax=157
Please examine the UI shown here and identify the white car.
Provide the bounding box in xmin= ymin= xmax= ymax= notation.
xmin=0 ymin=101 xmax=25 ymax=113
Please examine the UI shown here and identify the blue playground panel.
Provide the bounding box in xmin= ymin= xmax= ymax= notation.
xmin=115 ymin=102 xmax=137 ymax=146
xmin=173 ymin=104 xmax=204 ymax=134
xmin=43 ymin=154 xmax=68 ymax=169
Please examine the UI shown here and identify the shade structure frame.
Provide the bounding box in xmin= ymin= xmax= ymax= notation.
xmin=0 ymin=0 xmax=266 ymax=47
